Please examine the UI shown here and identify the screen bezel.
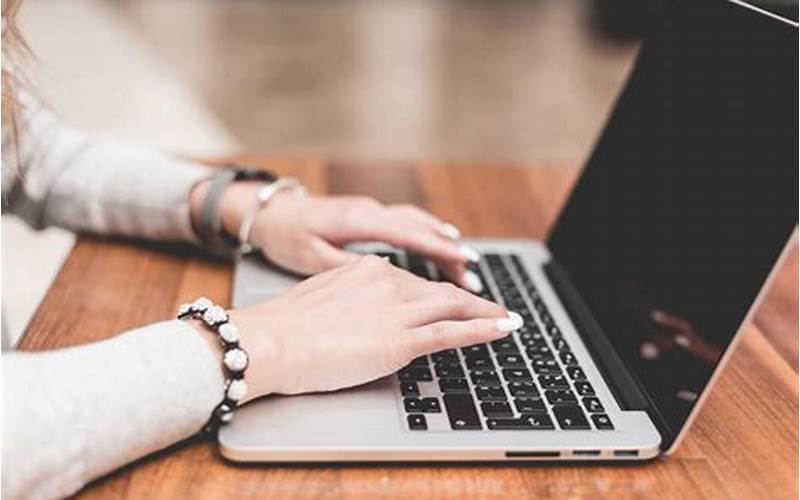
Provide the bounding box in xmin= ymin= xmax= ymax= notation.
xmin=546 ymin=0 xmax=799 ymax=452
xmin=660 ymin=228 xmax=797 ymax=453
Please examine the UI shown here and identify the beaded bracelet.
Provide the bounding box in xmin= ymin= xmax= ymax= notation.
xmin=178 ymin=297 xmax=249 ymax=433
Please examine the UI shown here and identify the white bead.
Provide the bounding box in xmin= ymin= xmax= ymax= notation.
xmin=224 ymin=349 xmax=249 ymax=372
xmin=226 ymin=379 xmax=248 ymax=401
xmin=203 ymin=305 xmax=228 ymax=326
xmin=218 ymin=323 xmax=239 ymax=343
xmin=178 ymin=303 xmax=192 ymax=316
xmin=219 ymin=410 xmax=235 ymax=423
xmin=192 ymin=297 xmax=213 ymax=312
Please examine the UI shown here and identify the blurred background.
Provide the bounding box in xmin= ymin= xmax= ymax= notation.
xmin=4 ymin=0 xmax=649 ymax=342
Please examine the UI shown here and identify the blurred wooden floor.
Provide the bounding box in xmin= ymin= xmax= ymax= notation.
xmin=120 ymin=0 xmax=639 ymax=164
xmin=20 ymin=160 xmax=797 ymax=500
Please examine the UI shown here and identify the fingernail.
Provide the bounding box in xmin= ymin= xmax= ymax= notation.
xmin=439 ymin=223 xmax=462 ymax=240
xmin=496 ymin=311 xmax=524 ymax=333
xmin=463 ymin=270 xmax=483 ymax=293
xmin=459 ymin=244 xmax=481 ymax=263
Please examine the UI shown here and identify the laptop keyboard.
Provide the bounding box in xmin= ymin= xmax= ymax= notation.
xmin=381 ymin=251 xmax=615 ymax=433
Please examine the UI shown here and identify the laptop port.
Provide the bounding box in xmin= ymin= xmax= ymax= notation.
xmin=613 ymin=450 xmax=639 ymax=457
xmin=573 ymin=450 xmax=601 ymax=456
xmin=506 ymin=451 xmax=561 ymax=458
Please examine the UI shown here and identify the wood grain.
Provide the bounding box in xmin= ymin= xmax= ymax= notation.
xmin=18 ymin=161 xmax=797 ymax=500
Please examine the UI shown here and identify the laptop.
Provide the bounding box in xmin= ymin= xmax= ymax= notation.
xmin=221 ymin=0 xmax=798 ymax=462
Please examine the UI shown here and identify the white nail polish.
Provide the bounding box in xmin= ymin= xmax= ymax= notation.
xmin=496 ymin=311 xmax=524 ymax=333
xmin=463 ymin=270 xmax=483 ymax=293
xmin=439 ymin=223 xmax=462 ymax=240
xmin=459 ymin=244 xmax=481 ymax=263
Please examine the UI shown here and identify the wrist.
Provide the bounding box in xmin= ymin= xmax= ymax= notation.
xmin=189 ymin=180 xmax=212 ymax=237
xmin=218 ymin=181 xmax=269 ymax=239
xmin=226 ymin=308 xmax=281 ymax=402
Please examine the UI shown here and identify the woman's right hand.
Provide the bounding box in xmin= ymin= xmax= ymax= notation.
xmin=227 ymin=255 xmax=523 ymax=401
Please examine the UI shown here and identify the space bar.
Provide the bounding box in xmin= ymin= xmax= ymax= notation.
xmin=443 ymin=394 xmax=482 ymax=430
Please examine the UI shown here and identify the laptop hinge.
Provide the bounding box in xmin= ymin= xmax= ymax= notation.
xmin=543 ymin=260 xmax=650 ymax=412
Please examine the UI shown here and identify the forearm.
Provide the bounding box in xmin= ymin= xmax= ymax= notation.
xmin=1 ymin=320 xmax=224 ymax=500
xmin=3 ymin=91 xmax=212 ymax=243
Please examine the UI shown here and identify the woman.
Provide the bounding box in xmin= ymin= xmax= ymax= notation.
xmin=0 ymin=3 xmax=520 ymax=499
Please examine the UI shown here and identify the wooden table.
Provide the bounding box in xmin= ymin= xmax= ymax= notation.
xmin=20 ymin=160 xmax=798 ymax=499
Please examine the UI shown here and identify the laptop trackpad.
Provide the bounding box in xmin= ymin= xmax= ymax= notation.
xmin=232 ymin=254 xmax=304 ymax=307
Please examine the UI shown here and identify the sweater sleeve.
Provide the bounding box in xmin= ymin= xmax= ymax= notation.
xmin=1 ymin=320 xmax=225 ymax=500
xmin=2 ymin=90 xmax=213 ymax=243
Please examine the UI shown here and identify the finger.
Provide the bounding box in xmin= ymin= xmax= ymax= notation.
xmin=434 ymin=260 xmax=480 ymax=292
xmin=359 ymin=215 xmax=479 ymax=265
xmin=404 ymin=313 xmax=524 ymax=357
xmin=400 ymin=282 xmax=507 ymax=326
xmin=388 ymin=204 xmax=462 ymax=240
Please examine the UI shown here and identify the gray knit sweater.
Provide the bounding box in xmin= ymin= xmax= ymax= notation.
xmin=2 ymin=90 xmax=226 ymax=499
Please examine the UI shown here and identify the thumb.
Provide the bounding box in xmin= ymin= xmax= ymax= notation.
xmin=307 ymin=237 xmax=361 ymax=272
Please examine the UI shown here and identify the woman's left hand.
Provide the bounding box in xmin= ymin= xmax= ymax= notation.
xmin=217 ymin=183 xmax=483 ymax=292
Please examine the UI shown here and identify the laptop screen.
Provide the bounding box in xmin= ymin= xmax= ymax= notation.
xmin=548 ymin=0 xmax=798 ymax=448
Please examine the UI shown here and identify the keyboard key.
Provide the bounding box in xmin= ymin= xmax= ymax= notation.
xmin=409 ymin=356 xmax=429 ymax=367
xmin=505 ymin=292 xmax=526 ymax=307
xmin=406 ymin=253 xmax=431 ymax=278
xmin=552 ymin=338 xmax=569 ymax=351
xmin=514 ymin=397 xmax=547 ymax=413
xmin=443 ymin=394 xmax=482 ymax=430
xmin=470 ymin=371 xmax=501 ymax=387
xmin=497 ymin=354 xmax=526 ymax=368
xmin=404 ymin=398 xmax=422 ymax=412
xmin=527 ymin=345 xmax=552 ymax=357
xmin=574 ymin=381 xmax=595 ymax=396
xmin=528 ymin=349 xmax=555 ymax=361
xmin=480 ymin=401 xmax=513 ymax=417
xmin=476 ymin=386 xmax=508 ymax=401
xmin=502 ymin=368 xmax=533 ymax=381
xmin=519 ymin=310 xmax=536 ymax=324
xmin=400 ymin=382 xmax=419 ymax=397
xmin=407 ymin=414 xmax=428 ymax=430
xmin=466 ymin=356 xmax=494 ymax=371
xmin=431 ymin=349 xmax=459 ymax=364
xmin=521 ymin=337 xmax=548 ymax=349
xmin=421 ymin=397 xmax=442 ymax=413
xmin=508 ymin=381 xmax=539 ymax=397
xmin=519 ymin=332 xmax=545 ymax=347
xmin=531 ymin=358 xmax=561 ymax=375
xmin=375 ymin=252 xmax=400 ymax=266
xmin=490 ymin=337 xmax=519 ymax=354
xmin=553 ymin=405 xmax=591 ymax=430
xmin=538 ymin=374 xmax=569 ymax=389
xmin=566 ymin=367 xmax=586 ymax=380
xmin=546 ymin=324 xmax=562 ymax=339
xmin=559 ymin=351 xmax=578 ymax=366
xmin=487 ymin=414 xmax=554 ymax=430
xmin=439 ymin=378 xmax=469 ymax=393
xmin=591 ymin=414 xmax=615 ymax=430
xmin=399 ymin=367 xmax=433 ymax=382
xmin=545 ymin=389 xmax=578 ymax=405
xmin=583 ymin=397 xmax=604 ymax=413
xmin=462 ymin=344 xmax=490 ymax=358
xmin=435 ymin=364 xmax=465 ymax=378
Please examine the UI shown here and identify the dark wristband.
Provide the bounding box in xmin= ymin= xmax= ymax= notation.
xmin=197 ymin=165 xmax=277 ymax=253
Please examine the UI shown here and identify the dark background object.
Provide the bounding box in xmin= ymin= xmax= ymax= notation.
xmin=591 ymin=0 xmax=798 ymax=39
